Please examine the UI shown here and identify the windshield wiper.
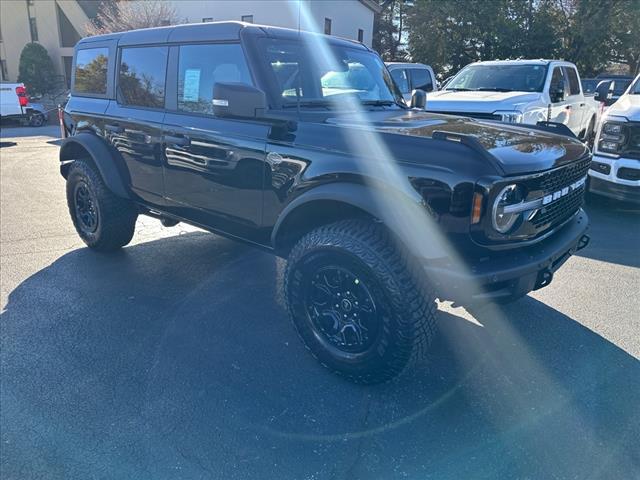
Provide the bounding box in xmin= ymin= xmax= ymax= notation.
xmin=445 ymin=87 xmax=473 ymax=91
xmin=282 ymin=100 xmax=333 ymax=109
xmin=474 ymin=87 xmax=514 ymax=92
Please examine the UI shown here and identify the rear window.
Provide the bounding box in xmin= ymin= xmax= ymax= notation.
xmin=563 ymin=67 xmax=581 ymax=95
xmin=74 ymin=48 xmax=109 ymax=95
xmin=118 ymin=46 xmax=168 ymax=108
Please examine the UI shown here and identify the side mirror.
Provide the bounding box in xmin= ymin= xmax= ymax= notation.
xmin=410 ymin=89 xmax=426 ymax=109
xmin=212 ymin=82 xmax=267 ymax=118
xmin=549 ymin=81 xmax=565 ymax=103
xmin=594 ymin=80 xmax=614 ymax=106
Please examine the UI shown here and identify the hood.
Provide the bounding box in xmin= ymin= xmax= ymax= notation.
xmin=605 ymin=94 xmax=640 ymax=121
xmin=425 ymin=90 xmax=542 ymax=114
xmin=326 ymin=110 xmax=588 ymax=175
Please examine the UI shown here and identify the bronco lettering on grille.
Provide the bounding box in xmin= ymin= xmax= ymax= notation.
xmin=542 ymin=176 xmax=586 ymax=206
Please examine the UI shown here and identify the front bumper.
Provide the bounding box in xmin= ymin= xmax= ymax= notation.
xmin=426 ymin=209 xmax=590 ymax=304
xmin=588 ymin=154 xmax=640 ymax=203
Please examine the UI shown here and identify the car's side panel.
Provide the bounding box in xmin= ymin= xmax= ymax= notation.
xmin=161 ymin=113 xmax=269 ymax=235
xmin=103 ymin=102 xmax=166 ymax=205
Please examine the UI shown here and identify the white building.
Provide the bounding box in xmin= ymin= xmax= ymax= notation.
xmin=169 ymin=0 xmax=379 ymax=47
xmin=0 ymin=0 xmax=379 ymax=85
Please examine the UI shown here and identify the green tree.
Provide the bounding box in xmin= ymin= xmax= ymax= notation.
xmin=608 ymin=0 xmax=640 ymax=75
xmin=373 ymin=0 xmax=410 ymax=61
xmin=17 ymin=43 xmax=56 ymax=95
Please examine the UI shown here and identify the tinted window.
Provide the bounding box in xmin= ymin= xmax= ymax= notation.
xmin=177 ymin=44 xmax=252 ymax=115
xmin=74 ymin=48 xmax=108 ymax=95
xmin=410 ymin=68 xmax=433 ymax=92
xmin=563 ymin=67 xmax=580 ymax=95
xmin=118 ymin=47 xmax=168 ymax=108
xmin=390 ymin=69 xmax=410 ymax=94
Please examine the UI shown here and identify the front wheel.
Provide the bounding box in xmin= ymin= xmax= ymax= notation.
xmin=66 ymin=159 xmax=138 ymax=251
xmin=284 ymin=220 xmax=437 ymax=384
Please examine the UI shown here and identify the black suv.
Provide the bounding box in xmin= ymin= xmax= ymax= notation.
xmin=60 ymin=22 xmax=590 ymax=383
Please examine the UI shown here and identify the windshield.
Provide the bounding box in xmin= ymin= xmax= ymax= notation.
xmin=446 ymin=64 xmax=548 ymax=92
xmin=629 ymin=76 xmax=640 ymax=94
xmin=257 ymin=38 xmax=402 ymax=107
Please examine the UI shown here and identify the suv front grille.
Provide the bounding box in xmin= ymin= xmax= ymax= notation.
xmin=530 ymin=186 xmax=585 ymax=229
xmin=537 ymin=156 xmax=591 ymax=193
xmin=523 ymin=155 xmax=591 ymax=233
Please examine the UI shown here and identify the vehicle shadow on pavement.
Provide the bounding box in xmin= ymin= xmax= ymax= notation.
xmin=579 ymin=195 xmax=640 ymax=268
xmin=1 ymin=233 xmax=638 ymax=480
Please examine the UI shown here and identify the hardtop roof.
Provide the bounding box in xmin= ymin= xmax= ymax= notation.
xmin=76 ymin=21 xmax=368 ymax=50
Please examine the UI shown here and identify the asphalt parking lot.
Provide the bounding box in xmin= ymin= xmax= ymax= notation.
xmin=1 ymin=126 xmax=639 ymax=479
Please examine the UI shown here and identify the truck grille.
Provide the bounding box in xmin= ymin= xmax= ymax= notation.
xmin=524 ymin=155 xmax=591 ymax=233
xmin=623 ymin=122 xmax=640 ymax=159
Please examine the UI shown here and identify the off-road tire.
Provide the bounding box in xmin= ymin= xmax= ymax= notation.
xmin=284 ymin=219 xmax=438 ymax=384
xmin=66 ymin=159 xmax=137 ymax=251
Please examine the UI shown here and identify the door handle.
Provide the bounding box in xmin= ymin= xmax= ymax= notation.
xmin=565 ymin=105 xmax=572 ymax=110
xmin=580 ymin=103 xmax=586 ymax=107
xmin=105 ymin=123 xmax=124 ymax=133
xmin=163 ymin=134 xmax=190 ymax=146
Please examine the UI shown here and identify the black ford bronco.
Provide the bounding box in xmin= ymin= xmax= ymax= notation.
xmin=60 ymin=22 xmax=590 ymax=383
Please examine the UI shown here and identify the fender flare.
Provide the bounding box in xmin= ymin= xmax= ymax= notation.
xmin=270 ymin=182 xmax=444 ymax=258
xmin=59 ymin=133 xmax=129 ymax=198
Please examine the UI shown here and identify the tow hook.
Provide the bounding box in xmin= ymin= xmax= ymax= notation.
xmin=577 ymin=234 xmax=590 ymax=251
xmin=535 ymin=269 xmax=553 ymax=290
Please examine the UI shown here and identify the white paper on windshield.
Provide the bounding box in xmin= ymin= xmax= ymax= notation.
xmin=183 ymin=69 xmax=201 ymax=102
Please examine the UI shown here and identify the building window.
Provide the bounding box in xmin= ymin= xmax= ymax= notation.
xmin=0 ymin=60 xmax=8 ymax=81
xmin=357 ymin=29 xmax=364 ymax=42
xmin=202 ymin=17 xmax=213 ymax=23
xmin=241 ymin=15 xmax=253 ymax=23
xmin=324 ymin=18 xmax=332 ymax=35
xmin=29 ymin=17 xmax=39 ymax=41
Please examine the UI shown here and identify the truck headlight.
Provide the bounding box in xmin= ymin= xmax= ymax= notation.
xmin=492 ymin=184 xmax=524 ymax=234
xmin=598 ymin=121 xmax=626 ymax=154
xmin=494 ymin=110 xmax=523 ymax=123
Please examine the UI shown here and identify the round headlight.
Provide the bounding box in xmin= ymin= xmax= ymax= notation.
xmin=492 ymin=184 xmax=524 ymax=234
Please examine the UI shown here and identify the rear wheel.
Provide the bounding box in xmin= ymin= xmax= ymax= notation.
xmin=29 ymin=112 xmax=45 ymax=127
xmin=66 ymin=160 xmax=137 ymax=251
xmin=284 ymin=219 xmax=437 ymax=384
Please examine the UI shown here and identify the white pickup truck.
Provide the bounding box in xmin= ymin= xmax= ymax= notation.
xmin=0 ymin=82 xmax=47 ymax=126
xmin=588 ymin=74 xmax=640 ymax=203
xmin=424 ymin=60 xmax=600 ymax=143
